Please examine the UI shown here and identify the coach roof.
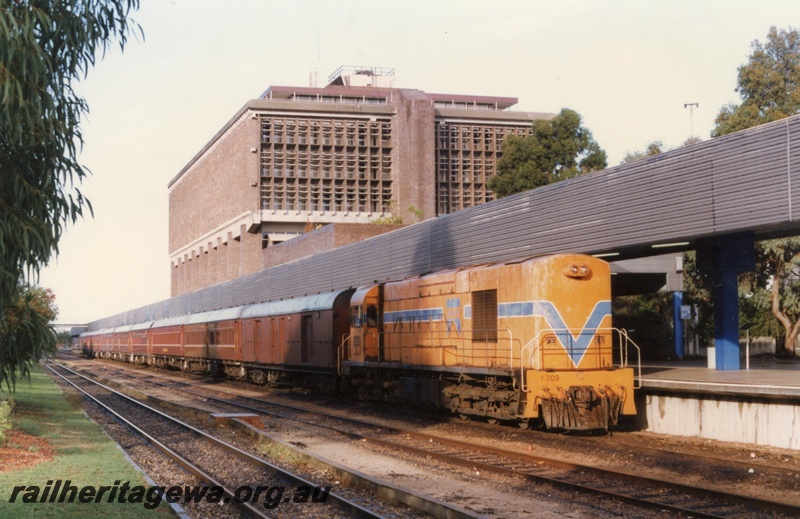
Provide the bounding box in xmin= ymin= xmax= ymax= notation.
xmin=239 ymin=289 xmax=353 ymax=319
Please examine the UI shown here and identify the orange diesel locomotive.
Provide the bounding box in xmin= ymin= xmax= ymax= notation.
xmin=81 ymin=254 xmax=639 ymax=431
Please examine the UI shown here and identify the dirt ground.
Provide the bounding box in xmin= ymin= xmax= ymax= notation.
xmin=0 ymin=429 xmax=56 ymax=473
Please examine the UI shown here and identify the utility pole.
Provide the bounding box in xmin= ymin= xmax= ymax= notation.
xmin=684 ymin=102 xmax=699 ymax=139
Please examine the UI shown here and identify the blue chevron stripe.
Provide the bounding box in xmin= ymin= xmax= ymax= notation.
xmin=383 ymin=307 xmax=460 ymax=334
xmin=384 ymin=308 xmax=444 ymax=323
xmin=499 ymin=300 xmax=611 ymax=366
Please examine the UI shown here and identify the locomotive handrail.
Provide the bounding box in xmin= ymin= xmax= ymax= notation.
xmin=519 ymin=327 xmax=641 ymax=393
xmin=442 ymin=320 xmax=462 ymax=365
xmin=519 ymin=332 xmax=540 ymax=393
xmin=617 ymin=328 xmax=643 ymax=389
xmin=505 ymin=328 xmax=513 ymax=373
xmin=520 ymin=327 xmax=623 ymax=370
xmin=337 ymin=333 xmax=350 ymax=375
xmin=377 ymin=325 xmax=513 ymax=368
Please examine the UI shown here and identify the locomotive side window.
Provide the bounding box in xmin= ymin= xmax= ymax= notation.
xmin=472 ymin=289 xmax=498 ymax=342
xmin=366 ymin=304 xmax=378 ymax=327
xmin=350 ymin=305 xmax=363 ymax=328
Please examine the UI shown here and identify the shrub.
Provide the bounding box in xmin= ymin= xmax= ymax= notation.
xmin=0 ymin=399 xmax=13 ymax=442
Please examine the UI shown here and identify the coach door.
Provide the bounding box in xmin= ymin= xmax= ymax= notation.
xmin=300 ymin=314 xmax=313 ymax=364
xmin=271 ymin=317 xmax=284 ymax=364
xmin=241 ymin=319 xmax=256 ymax=362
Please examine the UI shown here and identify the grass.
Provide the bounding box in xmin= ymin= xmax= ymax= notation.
xmin=0 ymin=365 xmax=174 ymax=518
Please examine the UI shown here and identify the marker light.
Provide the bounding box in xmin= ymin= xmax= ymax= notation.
xmin=563 ymin=263 xmax=591 ymax=278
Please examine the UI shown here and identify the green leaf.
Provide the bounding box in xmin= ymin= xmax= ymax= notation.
xmin=0 ymin=1 xmax=141 ymax=390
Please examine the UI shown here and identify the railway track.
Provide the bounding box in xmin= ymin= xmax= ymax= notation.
xmin=44 ymin=361 xmax=430 ymax=519
xmin=72 ymin=358 xmax=800 ymax=519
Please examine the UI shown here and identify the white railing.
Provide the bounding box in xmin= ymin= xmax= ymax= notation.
xmin=340 ymin=323 xmax=515 ymax=370
xmin=519 ymin=327 xmax=642 ymax=393
xmin=337 ymin=333 xmax=350 ymax=376
xmin=381 ymin=325 xmax=514 ymax=369
xmin=337 ymin=324 xmax=642 ymax=393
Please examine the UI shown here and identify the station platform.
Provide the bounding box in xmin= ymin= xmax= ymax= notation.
xmin=634 ymin=358 xmax=800 ymax=449
xmin=638 ymin=358 xmax=800 ymax=399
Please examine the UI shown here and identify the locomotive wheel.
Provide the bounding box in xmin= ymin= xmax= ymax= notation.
xmin=517 ymin=418 xmax=530 ymax=430
xmin=447 ymin=395 xmax=460 ymax=413
xmin=487 ymin=418 xmax=499 ymax=425
xmin=458 ymin=414 xmax=470 ymax=421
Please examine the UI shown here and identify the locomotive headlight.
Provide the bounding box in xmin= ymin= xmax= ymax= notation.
xmin=563 ymin=263 xmax=592 ymax=278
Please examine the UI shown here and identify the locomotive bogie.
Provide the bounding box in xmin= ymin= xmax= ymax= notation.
xmin=440 ymin=375 xmax=522 ymax=422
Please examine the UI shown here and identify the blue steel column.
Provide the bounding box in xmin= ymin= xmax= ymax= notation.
xmin=696 ymin=232 xmax=755 ymax=371
xmin=672 ymin=291 xmax=684 ymax=359
xmin=714 ymin=265 xmax=742 ymax=369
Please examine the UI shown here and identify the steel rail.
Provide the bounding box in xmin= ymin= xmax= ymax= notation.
xmin=44 ymin=361 xmax=383 ymax=519
xmin=93 ymin=361 xmax=800 ymax=519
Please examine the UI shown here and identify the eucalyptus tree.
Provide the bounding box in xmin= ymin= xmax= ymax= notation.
xmin=713 ymin=26 xmax=800 ymax=137
xmin=739 ymin=239 xmax=800 ymax=356
xmin=488 ymin=108 xmax=607 ymax=198
xmin=0 ymin=285 xmax=58 ymax=390
xmin=620 ymin=141 xmax=665 ymax=164
xmin=0 ymin=1 xmax=140 ymax=387
xmin=712 ymin=26 xmax=800 ymax=355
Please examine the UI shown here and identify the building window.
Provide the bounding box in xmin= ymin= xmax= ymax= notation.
xmin=258 ymin=115 xmax=393 ymax=218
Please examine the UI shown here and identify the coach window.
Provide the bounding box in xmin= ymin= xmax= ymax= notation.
xmin=350 ymin=305 xmax=363 ymax=328
xmin=207 ymin=323 xmax=218 ymax=346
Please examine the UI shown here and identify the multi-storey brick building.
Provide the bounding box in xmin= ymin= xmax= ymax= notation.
xmin=169 ymin=67 xmax=553 ymax=296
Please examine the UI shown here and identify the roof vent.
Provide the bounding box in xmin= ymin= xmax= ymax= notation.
xmin=327 ymin=66 xmax=395 ymax=88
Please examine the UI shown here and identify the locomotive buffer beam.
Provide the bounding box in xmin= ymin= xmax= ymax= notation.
xmin=540 ymin=385 xmax=622 ymax=431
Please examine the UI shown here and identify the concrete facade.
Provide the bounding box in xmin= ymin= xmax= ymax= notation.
xmin=641 ymin=363 xmax=800 ymax=449
xmin=644 ymin=393 xmax=800 ymax=449
xmin=168 ymin=67 xmax=553 ymax=296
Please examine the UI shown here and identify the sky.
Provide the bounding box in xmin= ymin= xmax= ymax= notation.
xmin=39 ymin=0 xmax=800 ymax=324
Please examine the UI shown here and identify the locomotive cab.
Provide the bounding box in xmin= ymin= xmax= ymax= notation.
xmin=348 ymin=285 xmax=382 ymax=363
